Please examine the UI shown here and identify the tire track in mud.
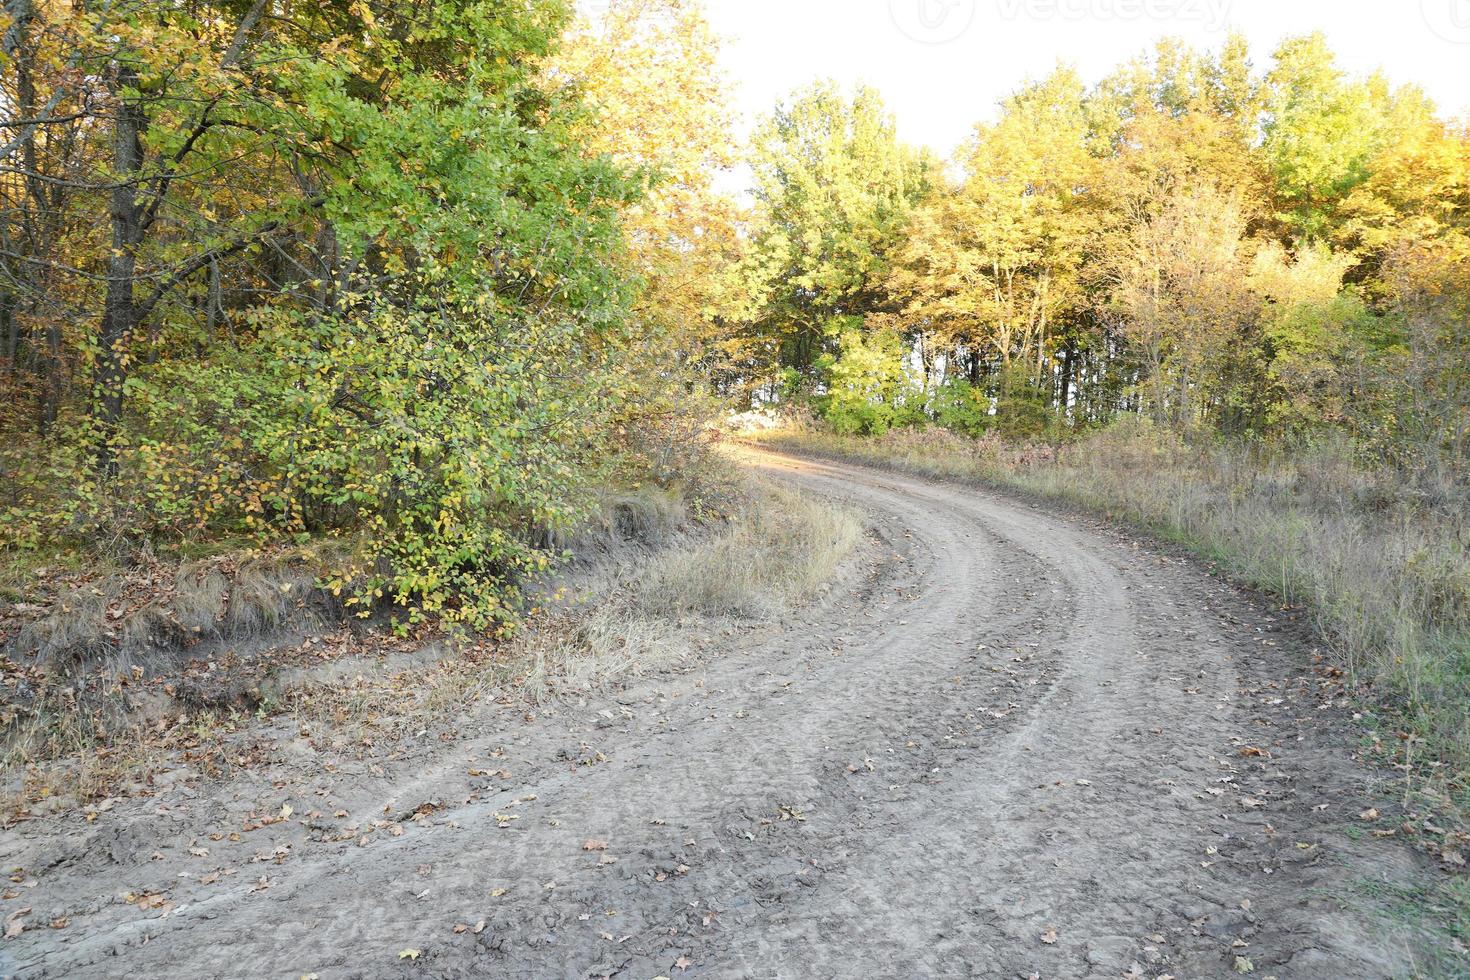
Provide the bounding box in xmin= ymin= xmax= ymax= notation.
xmin=2 ymin=449 xmax=1442 ymax=979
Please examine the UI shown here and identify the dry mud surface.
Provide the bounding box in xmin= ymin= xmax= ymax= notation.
xmin=0 ymin=450 xmax=1452 ymax=979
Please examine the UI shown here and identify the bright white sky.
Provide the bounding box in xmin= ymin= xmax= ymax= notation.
xmin=686 ymin=0 xmax=1470 ymax=159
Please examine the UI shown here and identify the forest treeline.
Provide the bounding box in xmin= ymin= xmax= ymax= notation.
xmin=725 ymin=36 xmax=1469 ymax=477
xmin=2 ymin=0 xmax=1467 ymax=626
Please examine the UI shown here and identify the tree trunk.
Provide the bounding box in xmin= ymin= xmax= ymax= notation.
xmin=1 ymin=291 xmax=14 ymax=378
xmin=10 ymin=0 xmax=44 ymax=422
xmin=94 ymin=65 xmax=146 ymax=476
xmin=1059 ymin=340 xmax=1076 ymax=415
xmin=39 ymin=320 xmax=60 ymax=433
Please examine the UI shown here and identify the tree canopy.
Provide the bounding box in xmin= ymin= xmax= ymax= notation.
xmin=719 ymin=32 xmax=1469 ymax=470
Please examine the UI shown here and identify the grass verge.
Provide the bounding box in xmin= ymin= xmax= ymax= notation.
xmin=289 ymin=478 xmax=863 ymax=748
xmin=1 ymin=474 xmax=863 ymax=813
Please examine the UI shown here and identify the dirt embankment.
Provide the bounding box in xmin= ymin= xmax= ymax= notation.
xmin=0 ymin=449 xmax=1458 ymax=979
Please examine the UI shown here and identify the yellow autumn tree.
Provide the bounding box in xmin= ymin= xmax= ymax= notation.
xmin=551 ymin=0 xmax=738 ymax=355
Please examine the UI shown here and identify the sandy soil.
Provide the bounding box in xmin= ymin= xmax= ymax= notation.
xmin=0 ymin=449 xmax=1451 ymax=979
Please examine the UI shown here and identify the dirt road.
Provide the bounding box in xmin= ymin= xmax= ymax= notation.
xmin=0 ymin=450 xmax=1445 ymax=978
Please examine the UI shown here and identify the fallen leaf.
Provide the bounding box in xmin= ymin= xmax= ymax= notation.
xmin=4 ymin=908 xmax=30 ymax=939
xmin=675 ymin=954 xmax=693 ymax=971
xmin=1359 ymin=808 xmax=1379 ymax=821
xmin=398 ymin=948 xmax=421 ymax=960
xmin=1040 ymin=926 xmax=1058 ymax=945
xmin=1234 ymin=955 xmax=1254 ymax=973
xmin=490 ymin=887 xmax=508 ymax=897
xmin=188 ymin=846 xmax=209 ymax=858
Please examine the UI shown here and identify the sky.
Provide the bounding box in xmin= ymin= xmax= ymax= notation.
xmin=681 ymin=0 xmax=1470 ymax=159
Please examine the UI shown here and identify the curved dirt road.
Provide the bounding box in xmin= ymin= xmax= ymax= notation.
xmin=1 ymin=449 xmax=1441 ymax=978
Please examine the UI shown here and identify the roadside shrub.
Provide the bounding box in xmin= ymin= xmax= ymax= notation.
xmin=991 ymin=364 xmax=1054 ymax=440
xmin=820 ymin=329 xmax=923 ymax=435
xmin=933 ymin=379 xmax=990 ymax=436
xmin=1 ymin=276 xmax=641 ymax=634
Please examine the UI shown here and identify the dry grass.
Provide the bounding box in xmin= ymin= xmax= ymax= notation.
xmin=289 ymin=479 xmax=862 ymax=748
xmin=631 ymin=482 xmax=862 ymax=619
xmin=544 ymin=480 xmax=860 ymax=688
xmin=0 ymin=543 xmax=348 ymax=807
xmin=1 ymin=469 xmax=863 ymax=808
xmin=7 ymin=546 xmax=342 ymax=674
xmin=754 ymin=421 xmax=1470 ymax=804
xmin=556 ymin=486 xmax=690 ymax=557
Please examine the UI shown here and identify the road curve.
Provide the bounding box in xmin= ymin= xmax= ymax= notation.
xmin=2 ymin=448 xmax=1436 ymax=979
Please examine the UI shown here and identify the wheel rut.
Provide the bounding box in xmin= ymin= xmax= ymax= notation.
xmin=0 ymin=448 xmax=1440 ymax=979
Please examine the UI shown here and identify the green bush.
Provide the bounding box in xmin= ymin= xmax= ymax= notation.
xmin=932 ymin=379 xmax=990 ymax=436
xmin=820 ymin=329 xmax=923 ymax=435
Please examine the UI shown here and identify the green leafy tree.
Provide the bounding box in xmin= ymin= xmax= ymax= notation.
xmin=887 ymin=69 xmax=1096 ymax=427
xmin=1 ymin=0 xmax=646 ymax=627
xmin=1247 ymin=242 xmax=1381 ymax=431
xmin=1261 ymin=33 xmax=1422 ymax=240
xmin=734 ymin=82 xmax=930 ymax=393
xmin=932 ymin=379 xmax=991 ymax=437
xmin=820 ymin=327 xmax=920 ymax=435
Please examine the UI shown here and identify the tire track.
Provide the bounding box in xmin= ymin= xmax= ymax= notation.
xmin=2 ymin=449 xmax=1438 ymax=979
